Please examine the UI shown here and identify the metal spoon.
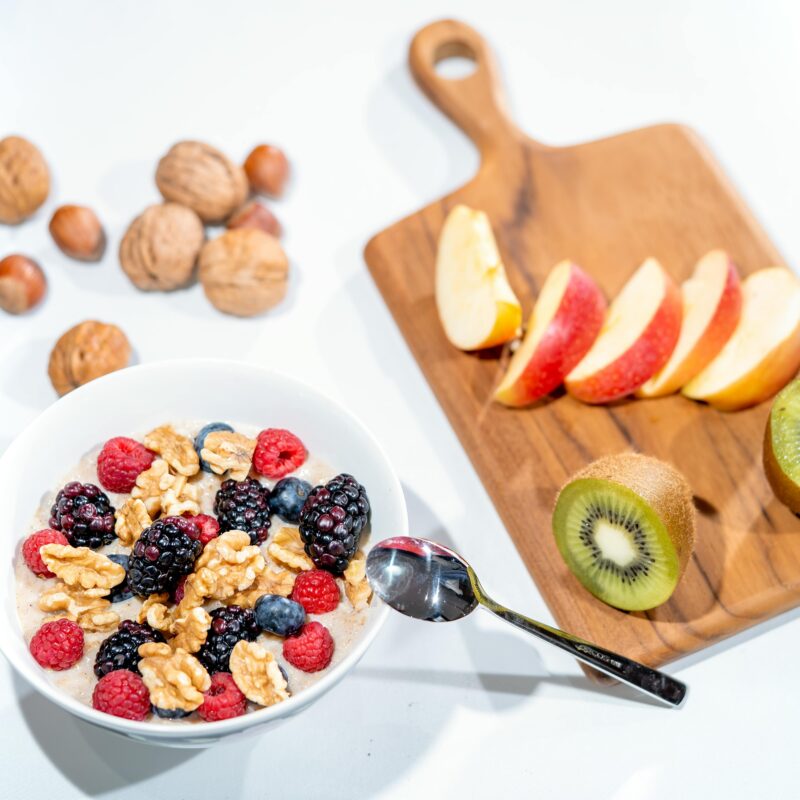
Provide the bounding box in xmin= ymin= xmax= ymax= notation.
xmin=366 ymin=536 xmax=687 ymax=708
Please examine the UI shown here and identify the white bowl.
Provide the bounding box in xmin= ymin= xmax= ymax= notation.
xmin=0 ymin=359 xmax=405 ymax=747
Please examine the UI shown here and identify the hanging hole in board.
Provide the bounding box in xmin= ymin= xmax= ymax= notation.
xmin=433 ymin=40 xmax=478 ymax=79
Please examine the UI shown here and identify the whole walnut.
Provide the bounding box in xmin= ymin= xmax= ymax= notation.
xmin=155 ymin=141 xmax=248 ymax=223
xmin=48 ymin=320 xmax=131 ymax=396
xmin=0 ymin=136 xmax=50 ymax=224
xmin=199 ymin=229 xmax=288 ymax=317
xmin=119 ymin=203 xmax=204 ymax=291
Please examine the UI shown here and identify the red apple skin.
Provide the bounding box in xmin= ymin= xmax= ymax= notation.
xmin=566 ymin=274 xmax=683 ymax=404
xmin=495 ymin=265 xmax=606 ymax=407
xmin=675 ymin=259 xmax=742 ymax=387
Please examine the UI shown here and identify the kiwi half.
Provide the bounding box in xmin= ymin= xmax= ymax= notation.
xmin=764 ymin=378 xmax=800 ymax=514
xmin=552 ymin=453 xmax=696 ymax=611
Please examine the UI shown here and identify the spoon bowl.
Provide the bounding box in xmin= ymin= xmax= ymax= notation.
xmin=366 ymin=536 xmax=477 ymax=621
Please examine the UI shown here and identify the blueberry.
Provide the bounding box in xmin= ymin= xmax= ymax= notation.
xmin=278 ymin=663 xmax=290 ymax=693
xmin=254 ymin=594 xmax=305 ymax=637
xmin=107 ymin=554 xmax=133 ymax=603
xmin=152 ymin=706 xmax=191 ymax=719
xmin=195 ymin=422 xmax=234 ymax=472
xmin=269 ymin=477 xmax=312 ymax=523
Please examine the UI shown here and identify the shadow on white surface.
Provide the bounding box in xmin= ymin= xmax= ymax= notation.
xmin=13 ymin=674 xmax=206 ymax=796
xmin=366 ymin=62 xmax=478 ymax=206
xmin=1 ymin=337 xmax=56 ymax=411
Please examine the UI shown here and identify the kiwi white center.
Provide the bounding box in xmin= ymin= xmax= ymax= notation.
xmin=593 ymin=521 xmax=638 ymax=567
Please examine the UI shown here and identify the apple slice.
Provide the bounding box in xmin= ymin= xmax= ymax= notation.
xmin=494 ymin=261 xmax=606 ymax=407
xmin=565 ymin=258 xmax=682 ymax=404
xmin=637 ymin=250 xmax=742 ymax=397
xmin=435 ymin=205 xmax=521 ymax=350
xmin=682 ymin=267 xmax=800 ymax=410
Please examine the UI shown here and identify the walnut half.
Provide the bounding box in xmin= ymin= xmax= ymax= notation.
xmin=138 ymin=642 xmax=211 ymax=712
xmin=230 ymin=640 xmax=289 ymax=707
xmin=40 ymin=544 xmax=126 ymax=591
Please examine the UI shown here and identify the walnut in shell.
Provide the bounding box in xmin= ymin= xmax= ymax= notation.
xmin=155 ymin=140 xmax=248 ymax=223
xmin=119 ymin=203 xmax=204 ymax=291
xmin=47 ymin=320 xmax=131 ymax=396
xmin=199 ymin=228 xmax=288 ymax=317
xmin=0 ymin=136 xmax=50 ymax=224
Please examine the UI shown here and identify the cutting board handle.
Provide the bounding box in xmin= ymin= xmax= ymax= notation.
xmin=409 ymin=19 xmax=526 ymax=157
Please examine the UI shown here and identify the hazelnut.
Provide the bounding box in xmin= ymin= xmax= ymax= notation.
xmin=155 ymin=141 xmax=248 ymax=223
xmin=49 ymin=205 xmax=106 ymax=261
xmin=227 ymin=201 xmax=281 ymax=237
xmin=119 ymin=203 xmax=204 ymax=291
xmin=243 ymin=145 xmax=289 ymax=197
xmin=48 ymin=320 xmax=131 ymax=396
xmin=199 ymin=228 xmax=288 ymax=317
xmin=0 ymin=136 xmax=50 ymax=224
xmin=0 ymin=254 xmax=46 ymax=314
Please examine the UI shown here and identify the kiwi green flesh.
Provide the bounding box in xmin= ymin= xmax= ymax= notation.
xmin=553 ymin=477 xmax=681 ymax=611
xmin=768 ymin=380 xmax=800 ymax=486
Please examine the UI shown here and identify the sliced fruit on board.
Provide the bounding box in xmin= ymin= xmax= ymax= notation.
xmin=764 ymin=378 xmax=800 ymax=514
xmin=637 ymin=250 xmax=742 ymax=398
xmin=494 ymin=261 xmax=606 ymax=407
xmin=565 ymin=258 xmax=682 ymax=404
xmin=682 ymin=267 xmax=800 ymax=411
xmin=435 ymin=205 xmax=521 ymax=351
xmin=552 ymin=453 xmax=696 ymax=612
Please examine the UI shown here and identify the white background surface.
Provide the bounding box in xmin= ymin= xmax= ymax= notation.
xmin=1 ymin=1 xmax=799 ymax=797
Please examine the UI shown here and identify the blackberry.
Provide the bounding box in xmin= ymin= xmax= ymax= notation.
xmin=107 ymin=554 xmax=133 ymax=603
xmin=128 ymin=516 xmax=202 ymax=597
xmin=94 ymin=620 xmax=164 ymax=678
xmin=197 ymin=606 xmax=260 ymax=674
xmin=299 ymin=473 xmax=370 ymax=574
xmin=214 ymin=478 xmax=271 ymax=545
xmin=49 ymin=481 xmax=116 ymax=549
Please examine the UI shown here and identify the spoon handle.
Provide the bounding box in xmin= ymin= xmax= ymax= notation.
xmin=479 ymin=601 xmax=687 ymax=707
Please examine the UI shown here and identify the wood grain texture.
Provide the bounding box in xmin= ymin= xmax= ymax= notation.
xmin=364 ymin=19 xmax=800 ymax=672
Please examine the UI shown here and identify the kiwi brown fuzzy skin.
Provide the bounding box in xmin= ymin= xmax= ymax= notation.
xmin=557 ymin=452 xmax=696 ymax=582
xmin=764 ymin=416 xmax=800 ymax=515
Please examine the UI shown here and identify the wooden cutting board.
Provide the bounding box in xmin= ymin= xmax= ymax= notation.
xmin=364 ymin=19 xmax=800 ymax=673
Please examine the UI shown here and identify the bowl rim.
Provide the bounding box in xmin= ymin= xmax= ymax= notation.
xmin=0 ymin=358 xmax=403 ymax=740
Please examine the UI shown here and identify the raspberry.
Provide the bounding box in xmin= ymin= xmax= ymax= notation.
xmin=253 ymin=428 xmax=307 ymax=479
xmin=282 ymin=621 xmax=334 ymax=672
xmin=29 ymin=619 xmax=84 ymax=670
xmin=22 ymin=529 xmax=68 ymax=577
xmin=128 ymin=516 xmax=202 ymax=597
xmin=290 ymin=570 xmax=340 ymax=614
xmin=214 ymin=478 xmax=271 ymax=545
xmin=189 ymin=513 xmax=220 ymax=546
xmin=97 ymin=437 xmax=156 ymax=494
xmin=49 ymin=481 xmax=116 ymax=549
xmin=197 ymin=672 xmax=247 ymax=721
xmin=299 ymin=474 xmax=370 ymax=573
xmin=92 ymin=669 xmax=150 ymax=721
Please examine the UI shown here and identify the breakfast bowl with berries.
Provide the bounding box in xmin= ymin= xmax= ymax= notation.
xmin=0 ymin=360 xmax=406 ymax=747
